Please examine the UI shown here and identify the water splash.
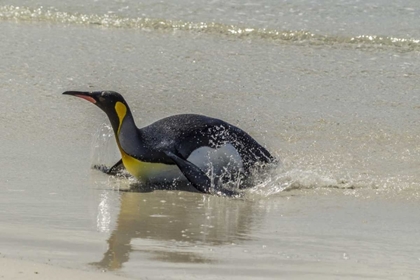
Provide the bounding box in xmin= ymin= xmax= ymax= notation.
xmin=90 ymin=123 xmax=120 ymax=169
xmin=245 ymin=159 xmax=420 ymax=200
xmin=248 ymin=167 xmax=346 ymax=197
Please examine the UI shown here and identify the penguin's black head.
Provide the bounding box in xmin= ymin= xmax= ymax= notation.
xmin=63 ymin=90 xmax=127 ymax=112
xmin=63 ymin=90 xmax=132 ymax=133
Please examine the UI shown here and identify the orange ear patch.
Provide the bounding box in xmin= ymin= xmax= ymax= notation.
xmin=115 ymin=101 xmax=127 ymax=133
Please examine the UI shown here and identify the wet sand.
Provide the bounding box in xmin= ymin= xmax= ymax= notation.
xmin=0 ymin=258 xmax=129 ymax=280
xmin=1 ymin=189 xmax=419 ymax=279
xmin=1 ymin=16 xmax=420 ymax=279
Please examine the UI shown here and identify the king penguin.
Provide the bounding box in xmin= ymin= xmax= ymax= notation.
xmin=63 ymin=91 xmax=275 ymax=194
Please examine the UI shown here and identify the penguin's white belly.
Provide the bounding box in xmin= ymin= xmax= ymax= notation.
xmin=188 ymin=143 xmax=244 ymax=174
xmin=146 ymin=144 xmax=243 ymax=183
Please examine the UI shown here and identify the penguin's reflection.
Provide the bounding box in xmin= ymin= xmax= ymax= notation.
xmin=92 ymin=190 xmax=262 ymax=270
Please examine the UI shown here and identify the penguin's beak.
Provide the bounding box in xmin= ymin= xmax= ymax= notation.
xmin=62 ymin=91 xmax=97 ymax=104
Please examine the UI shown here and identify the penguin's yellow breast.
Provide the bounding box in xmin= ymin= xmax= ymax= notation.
xmin=114 ymin=101 xmax=171 ymax=181
xmin=120 ymin=151 xmax=170 ymax=181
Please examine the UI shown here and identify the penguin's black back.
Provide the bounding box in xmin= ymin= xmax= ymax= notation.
xmin=137 ymin=114 xmax=274 ymax=171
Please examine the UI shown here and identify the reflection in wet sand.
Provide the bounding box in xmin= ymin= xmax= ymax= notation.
xmin=92 ymin=190 xmax=263 ymax=270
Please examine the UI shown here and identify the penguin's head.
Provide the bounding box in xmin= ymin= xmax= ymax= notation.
xmin=63 ymin=90 xmax=131 ymax=133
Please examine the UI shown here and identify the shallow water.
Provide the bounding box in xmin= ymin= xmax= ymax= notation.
xmin=1 ymin=1 xmax=420 ymax=279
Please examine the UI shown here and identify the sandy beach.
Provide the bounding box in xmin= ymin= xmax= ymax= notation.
xmin=1 ymin=1 xmax=420 ymax=279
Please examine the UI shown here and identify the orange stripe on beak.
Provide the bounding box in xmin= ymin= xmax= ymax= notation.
xmin=75 ymin=94 xmax=96 ymax=104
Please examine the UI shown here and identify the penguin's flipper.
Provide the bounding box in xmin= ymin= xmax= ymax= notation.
xmin=107 ymin=159 xmax=124 ymax=175
xmin=92 ymin=159 xmax=124 ymax=176
xmin=164 ymin=151 xmax=211 ymax=194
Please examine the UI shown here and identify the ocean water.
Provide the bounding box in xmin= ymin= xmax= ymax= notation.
xmin=0 ymin=1 xmax=420 ymax=279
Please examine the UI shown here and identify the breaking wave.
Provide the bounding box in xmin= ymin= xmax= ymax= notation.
xmin=1 ymin=5 xmax=420 ymax=52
